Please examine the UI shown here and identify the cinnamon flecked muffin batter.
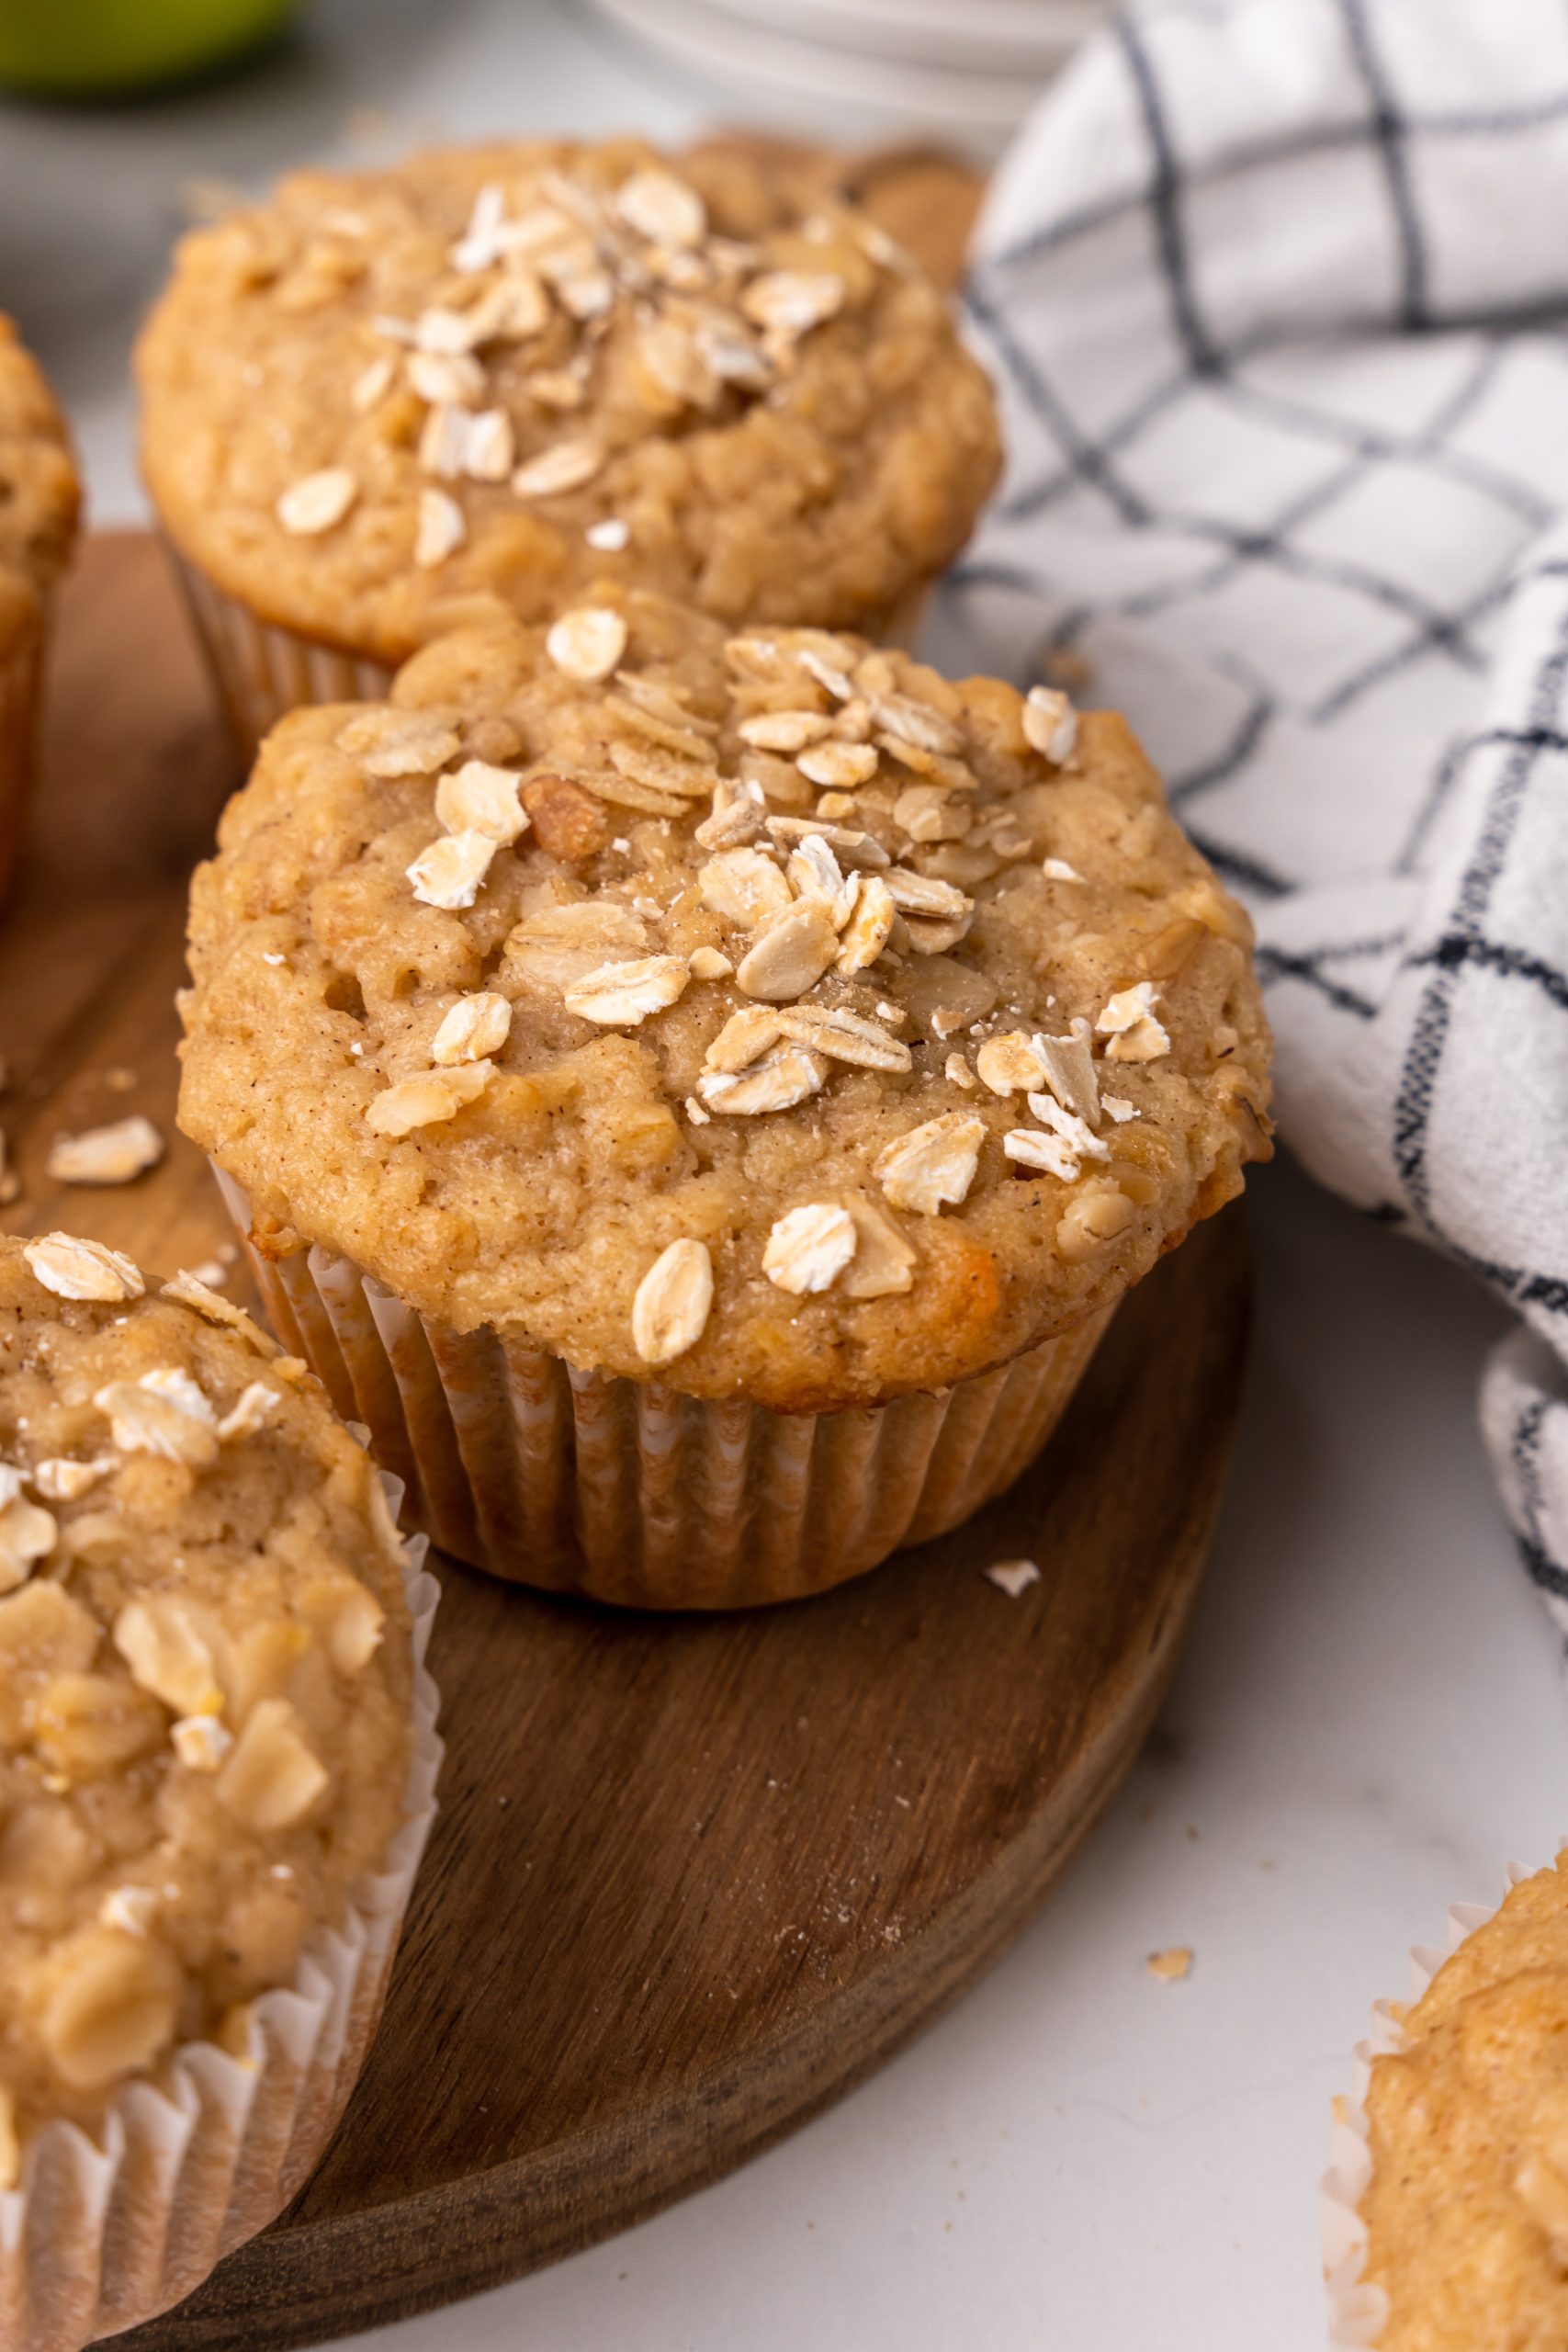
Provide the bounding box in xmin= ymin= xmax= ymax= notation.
xmin=136 ymin=138 xmax=1000 ymax=658
xmin=0 ymin=1232 xmax=412 ymax=2168
xmin=1360 ymin=1854 xmax=1568 ymax=2352
xmin=179 ymin=593 xmax=1271 ymax=1414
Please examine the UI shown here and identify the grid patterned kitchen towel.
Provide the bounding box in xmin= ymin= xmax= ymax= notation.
xmin=942 ymin=0 xmax=1568 ymax=1644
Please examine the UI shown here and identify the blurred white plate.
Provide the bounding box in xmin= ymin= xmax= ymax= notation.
xmin=692 ymin=0 xmax=1104 ymax=74
xmin=586 ymin=0 xmax=1076 ymax=144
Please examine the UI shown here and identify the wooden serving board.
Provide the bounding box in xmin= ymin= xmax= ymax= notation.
xmin=0 ymin=538 xmax=1248 ymax=2350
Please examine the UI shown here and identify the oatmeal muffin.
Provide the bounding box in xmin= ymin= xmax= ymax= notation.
xmin=178 ymin=592 xmax=1271 ymax=1608
xmin=0 ymin=321 xmax=79 ymax=902
xmin=135 ymin=138 xmax=1001 ymax=754
xmin=1350 ymin=1854 xmax=1568 ymax=2351
xmin=0 ymin=1230 xmax=438 ymax=2352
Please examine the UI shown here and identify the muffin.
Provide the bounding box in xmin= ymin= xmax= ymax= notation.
xmin=135 ymin=138 xmax=1001 ymax=756
xmin=177 ymin=591 xmax=1271 ymax=1609
xmin=0 ymin=321 xmax=79 ymax=903
xmin=1334 ymin=1854 xmax=1568 ymax=2351
xmin=0 ymin=1230 xmax=439 ymax=2352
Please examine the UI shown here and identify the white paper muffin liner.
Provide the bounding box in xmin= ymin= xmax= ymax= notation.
xmin=212 ymin=1168 xmax=1113 ymax=1609
xmin=166 ymin=546 xmax=396 ymax=763
xmin=165 ymin=540 xmax=936 ymax=763
xmin=873 ymin=576 xmax=932 ymax=651
xmin=0 ymin=595 xmax=47 ymax=905
xmin=1321 ymin=1856 xmax=1551 ymax=2349
xmin=0 ymin=1467 xmax=442 ymax=2352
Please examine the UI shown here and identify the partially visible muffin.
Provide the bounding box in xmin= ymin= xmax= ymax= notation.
xmin=1359 ymin=1853 xmax=1568 ymax=2349
xmin=0 ymin=322 xmax=76 ymax=597
xmin=0 ymin=319 xmax=80 ymax=899
xmin=179 ymin=591 xmax=1270 ymax=1604
xmin=0 ymin=1228 xmax=433 ymax=2347
xmin=136 ymin=138 xmax=1001 ymax=751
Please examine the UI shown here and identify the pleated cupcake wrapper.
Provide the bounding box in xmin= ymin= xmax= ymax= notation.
xmin=166 ymin=546 xmax=396 ymax=763
xmin=212 ymin=1168 xmax=1113 ymax=1608
xmin=164 ymin=539 xmax=935 ymax=765
xmin=0 ymin=597 xmax=47 ymax=907
xmin=0 ymin=1473 xmax=443 ymax=2352
xmin=1320 ymin=1855 xmax=1553 ymax=2349
xmin=873 ymin=576 xmax=932 ymax=651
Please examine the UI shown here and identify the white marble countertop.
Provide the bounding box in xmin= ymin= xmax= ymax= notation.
xmin=3 ymin=7 xmax=1564 ymax=2345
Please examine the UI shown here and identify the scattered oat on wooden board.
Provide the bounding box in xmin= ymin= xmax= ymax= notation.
xmin=985 ymin=1559 xmax=1042 ymax=1599
xmin=45 ymin=1114 xmax=164 ymax=1186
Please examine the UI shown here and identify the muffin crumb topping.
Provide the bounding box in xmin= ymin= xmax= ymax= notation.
xmin=181 ymin=596 xmax=1271 ymax=1409
xmin=0 ymin=1233 xmax=412 ymax=2157
xmin=138 ymin=140 xmax=1000 ymax=651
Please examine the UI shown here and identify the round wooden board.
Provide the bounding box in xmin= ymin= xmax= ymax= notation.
xmin=0 ymin=538 xmax=1249 ymax=2350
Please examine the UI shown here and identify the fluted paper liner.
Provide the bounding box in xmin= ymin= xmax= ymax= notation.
xmin=165 ymin=543 xmax=933 ymax=764
xmin=1321 ymin=1856 xmax=1551 ymax=2349
xmin=168 ymin=547 xmax=397 ymax=763
xmin=0 ymin=1473 xmax=442 ymax=2352
xmin=0 ymin=598 xmax=47 ymax=907
xmin=212 ymin=1169 xmax=1112 ymax=1608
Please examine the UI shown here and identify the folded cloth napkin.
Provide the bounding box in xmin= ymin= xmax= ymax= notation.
xmin=942 ymin=0 xmax=1568 ymax=1645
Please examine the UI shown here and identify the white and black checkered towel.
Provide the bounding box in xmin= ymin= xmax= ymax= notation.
xmin=940 ymin=0 xmax=1568 ymax=1645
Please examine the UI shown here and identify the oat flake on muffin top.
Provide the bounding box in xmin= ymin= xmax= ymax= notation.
xmin=180 ymin=593 xmax=1271 ymax=1411
xmin=0 ymin=1233 xmax=412 ymax=2163
xmin=135 ymin=139 xmax=1000 ymax=660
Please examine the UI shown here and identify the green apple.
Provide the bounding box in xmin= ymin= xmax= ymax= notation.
xmin=0 ymin=0 xmax=299 ymax=96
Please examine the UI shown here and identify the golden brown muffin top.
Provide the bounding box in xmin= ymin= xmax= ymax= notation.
xmin=135 ymin=139 xmax=1001 ymax=661
xmin=0 ymin=317 xmax=80 ymax=629
xmin=0 ymin=1232 xmax=413 ymax=2165
xmin=179 ymin=593 xmax=1271 ymax=1411
xmin=1361 ymin=1853 xmax=1568 ymax=2351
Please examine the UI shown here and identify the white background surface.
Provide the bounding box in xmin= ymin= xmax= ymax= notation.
xmin=2 ymin=6 xmax=1563 ymax=2344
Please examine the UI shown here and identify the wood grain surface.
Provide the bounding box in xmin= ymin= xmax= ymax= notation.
xmin=0 ymin=538 xmax=1248 ymax=2349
